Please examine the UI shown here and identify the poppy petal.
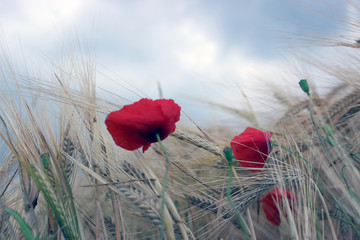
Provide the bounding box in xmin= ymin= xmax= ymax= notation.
xmin=260 ymin=188 xmax=296 ymax=226
xmin=230 ymin=127 xmax=271 ymax=172
xmin=158 ymin=99 xmax=181 ymax=139
xmin=105 ymin=98 xmax=181 ymax=152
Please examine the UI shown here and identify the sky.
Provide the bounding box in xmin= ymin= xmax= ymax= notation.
xmin=0 ymin=0 xmax=356 ymax=127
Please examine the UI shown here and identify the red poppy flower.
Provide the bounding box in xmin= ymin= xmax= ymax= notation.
xmin=230 ymin=127 xmax=271 ymax=172
xmin=105 ymin=98 xmax=181 ymax=152
xmin=260 ymin=188 xmax=296 ymax=226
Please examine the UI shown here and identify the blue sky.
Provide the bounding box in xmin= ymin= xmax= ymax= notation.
xmin=0 ymin=0 xmax=355 ymax=126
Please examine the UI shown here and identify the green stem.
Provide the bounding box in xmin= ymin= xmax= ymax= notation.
xmin=314 ymin=207 xmax=360 ymax=230
xmin=307 ymin=95 xmax=338 ymax=176
xmin=341 ymin=165 xmax=360 ymax=202
xmin=273 ymin=143 xmax=360 ymax=236
xmin=226 ymin=160 xmax=250 ymax=240
xmin=323 ymin=123 xmax=360 ymax=165
xmin=156 ymin=134 xmax=170 ymax=240
xmin=341 ymin=144 xmax=360 ymax=164
xmin=61 ymin=160 xmax=80 ymax=238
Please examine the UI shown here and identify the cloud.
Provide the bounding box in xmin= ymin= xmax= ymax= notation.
xmin=175 ymin=20 xmax=219 ymax=70
xmin=0 ymin=0 xmax=353 ymax=126
xmin=1 ymin=0 xmax=86 ymax=38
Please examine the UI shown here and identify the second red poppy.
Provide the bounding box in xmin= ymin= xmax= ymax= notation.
xmin=230 ymin=127 xmax=272 ymax=172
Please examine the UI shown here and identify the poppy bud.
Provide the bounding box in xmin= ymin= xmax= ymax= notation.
xmin=223 ymin=147 xmax=234 ymax=164
xmin=299 ymin=79 xmax=310 ymax=95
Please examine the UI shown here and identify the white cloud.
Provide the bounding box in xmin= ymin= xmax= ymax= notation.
xmin=1 ymin=0 xmax=86 ymax=36
xmin=21 ymin=0 xmax=82 ymax=26
xmin=0 ymin=0 xmax=353 ymax=126
xmin=174 ymin=21 xmax=219 ymax=70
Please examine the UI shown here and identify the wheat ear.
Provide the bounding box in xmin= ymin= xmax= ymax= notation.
xmin=171 ymin=129 xmax=223 ymax=157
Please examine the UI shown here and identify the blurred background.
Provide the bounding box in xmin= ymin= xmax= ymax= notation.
xmin=0 ymin=0 xmax=357 ymax=128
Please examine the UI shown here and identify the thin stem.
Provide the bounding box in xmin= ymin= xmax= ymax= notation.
xmin=226 ymin=160 xmax=250 ymax=240
xmin=314 ymin=207 xmax=360 ymax=230
xmin=156 ymin=134 xmax=170 ymax=240
xmin=307 ymin=95 xmax=338 ymax=176
xmin=60 ymin=156 xmax=80 ymax=238
xmin=341 ymin=144 xmax=360 ymax=164
xmin=0 ymin=196 xmax=17 ymax=239
xmin=273 ymin=143 xmax=360 ymax=236
xmin=341 ymin=165 xmax=360 ymax=202
xmin=323 ymin=123 xmax=360 ymax=165
xmin=0 ymin=168 xmax=18 ymax=198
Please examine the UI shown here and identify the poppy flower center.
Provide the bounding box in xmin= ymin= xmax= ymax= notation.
xmin=148 ymin=129 xmax=163 ymax=142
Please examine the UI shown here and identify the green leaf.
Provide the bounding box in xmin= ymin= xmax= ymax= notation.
xmin=41 ymin=153 xmax=50 ymax=170
xmin=5 ymin=207 xmax=37 ymax=240
xmin=323 ymin=124 xmax=337 ymax=147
